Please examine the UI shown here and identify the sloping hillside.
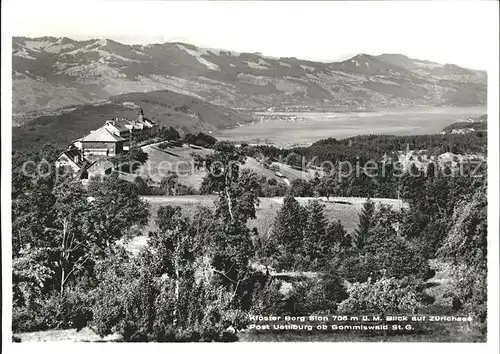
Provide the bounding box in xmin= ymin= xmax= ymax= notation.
xmin=12 ymin=90 xmax=252 ymax=150
xmin=136 ymin=142 xmax=293 ymax=190
xmin=13 ymin=37 xmax=487 ymax=125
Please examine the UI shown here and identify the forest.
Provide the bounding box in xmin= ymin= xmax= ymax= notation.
xmin=11 ymin=128 xmax=488 ymax=342
xmin=244 ymin=129 xmax=487 ymax=165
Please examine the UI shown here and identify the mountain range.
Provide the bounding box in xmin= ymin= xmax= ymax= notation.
xmin=13 ymin=36 xmax=487 ymax=127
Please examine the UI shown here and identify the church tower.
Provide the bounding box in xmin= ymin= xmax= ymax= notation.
xmin=138 ymin=107 xmax=145 ymax=122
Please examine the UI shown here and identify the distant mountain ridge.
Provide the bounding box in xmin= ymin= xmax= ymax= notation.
xmin=13 ymin=36 xmax=487 ymax=125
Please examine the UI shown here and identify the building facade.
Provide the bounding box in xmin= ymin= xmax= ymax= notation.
xmin=58 ymin=108 xmax=159 ymax=184
xmin=101 ymin=108 xmax=158 ymax=147
xmin=79 ymin=108 xmax=158 ymax=155
xmin=80 ymin=126 xmax=125 ymax=156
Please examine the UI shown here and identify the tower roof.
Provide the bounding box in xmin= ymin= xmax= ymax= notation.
xmin=138 ymin=107 xmax=145 ymax=121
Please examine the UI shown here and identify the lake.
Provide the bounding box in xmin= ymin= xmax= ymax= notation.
xmin=215 ymin=106 xmax=487 ymax=147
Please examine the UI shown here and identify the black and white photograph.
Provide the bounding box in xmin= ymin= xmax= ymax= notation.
xmin=2 ymin=0 xmax=499 ymax=350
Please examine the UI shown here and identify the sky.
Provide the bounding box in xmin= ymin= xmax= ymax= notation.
xmin=3 ymin=0 xmax=499 ymax=70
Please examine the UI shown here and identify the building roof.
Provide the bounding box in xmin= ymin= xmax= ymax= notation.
xmin=81 ymin=127 xmax=125 ymax=142
xmin=142 ymin=118 xmax=156 ymax=127
xmin=104 ymin=116 xmax=156 ymax=133
xmin=106 ymin=119 xmax=130 ymax=132
xmin=58 ymin=149 xmax=89 ymax=169
xmin=85 ymin=158 xmax=115 ymax=173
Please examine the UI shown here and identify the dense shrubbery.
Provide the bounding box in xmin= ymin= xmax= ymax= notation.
xmin=90 ymin=142 xmax=289 ymax=341
xmin=256 ymin=166 xmax=487 ymax=336
xmin=158 ymin=126 xmax=181 ymax=141
xmin=12 ymin=144 xmax=151 ymax=332
xmin=289 ymin=274 xmax=348 ymax=315
xmin=243 ymin=132 xmax=486 ymax=167
xmin=289 ymin=178 xmax=314 ymax=197
xmin=12 ymin=285 xmax=93 ymax=332
xmin=338 ymin=277 xmax=422 ymax=314
xmin=183 ymin=132 xmax=218 ymax=148
xmin=438 ymin=185 xmax=487 ymax=334
xmin=260 ymin=177 xmax=289 ymax=197
xmin=110 ymin=145 xmax=149 ymax=173
xmin=91 ymin=210 xmax=251 ymax=342
xmin=260 ymin=195 xmax=431 ymax=282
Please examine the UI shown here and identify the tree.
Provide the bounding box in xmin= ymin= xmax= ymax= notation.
xmin=91 ymin=248 xmax=158 ymax=341
xmin=316 ymin=176 xmax=339 ymax=200
xmin=194 ymin=142 xmax=257 ymax=225
xmin=193 ymin=142 xmax=259 ymax=300
xmin=264 ymin=196 xmax=307 ymax=271
xmin=41 ymin=174 xmax=150 ymax=296
xmin=439 ymin=185 xmax=487 ymax=324
xmin=184 ymin=132 xmax=218 ymax=148
xmin=11 ymin=143 xmax=63 ymax=256
xmin=160 ymin=171 xmax=180 ymax=196
xmin=52 ymin=178 xmax=92 ymax=295
xmin=285 ymin=153 xmax=302 ymax=169
xmin=250 ymin=279 xmax=286 ymax=315
xmin=309 ymin=171 xmax=321 ymax=192
xmin=12 ymin=175 xmax=57 ymax=256
xmin=86 ymin=173 xmax=150 ymax=249
xmin=160 ymin=126 xmax=181 ymax=141
xmin=12 ymin=247 xmax=55 ymax=318
xmin=12 ymin=161 xmax=152 ymax=331
xmin=353 ymin=198 xmax=375 ymax=251
xmin=92 ymin=199 xmax=250 ymax=341
xmin=302 ymin=200 xmax=328 ymax=269
xmin=110 ymin=146 xmax=148 ymax=172
xmin=134 ymin=176 xmax=150 ymax=195
xmin=440 ymin=186 xmax=487 ymax=268
xmin=346 ymin=166 xmax=378 ymax=198
xmin=325 ymin=220 xmax=352 ymax=250
xmin=365 ymin=204 xmax=430 ymax=281
xmin=289 ymin=178 xmax=313 ymax=197
xmin=401 ymin=164 xmax=425 ymax=206
xmin=127 ymin=145 xmax=149 ymax=165
xmin=338 ymin=203 xmax=431 ymax=283
xmin=148 ymin=205 xmax=204 ymax=327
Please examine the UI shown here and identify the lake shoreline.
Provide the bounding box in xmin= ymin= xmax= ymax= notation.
xmin=215 ymin=106 xmax=487 ymax=148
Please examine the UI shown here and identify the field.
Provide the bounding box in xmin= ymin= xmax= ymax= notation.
xmin=135 ymin=143 xmax=212 ymax=189
xmin=214 ymin=106 xmax=487 ymax=147
xmin=124 ymin=195 xmax=406 ymax=254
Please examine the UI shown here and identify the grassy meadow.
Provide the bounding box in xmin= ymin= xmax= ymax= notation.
xmin=124 ymin=196 xmax=406 ymax=254
xmin=134 ymin=142 xmax=299 ymax=190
